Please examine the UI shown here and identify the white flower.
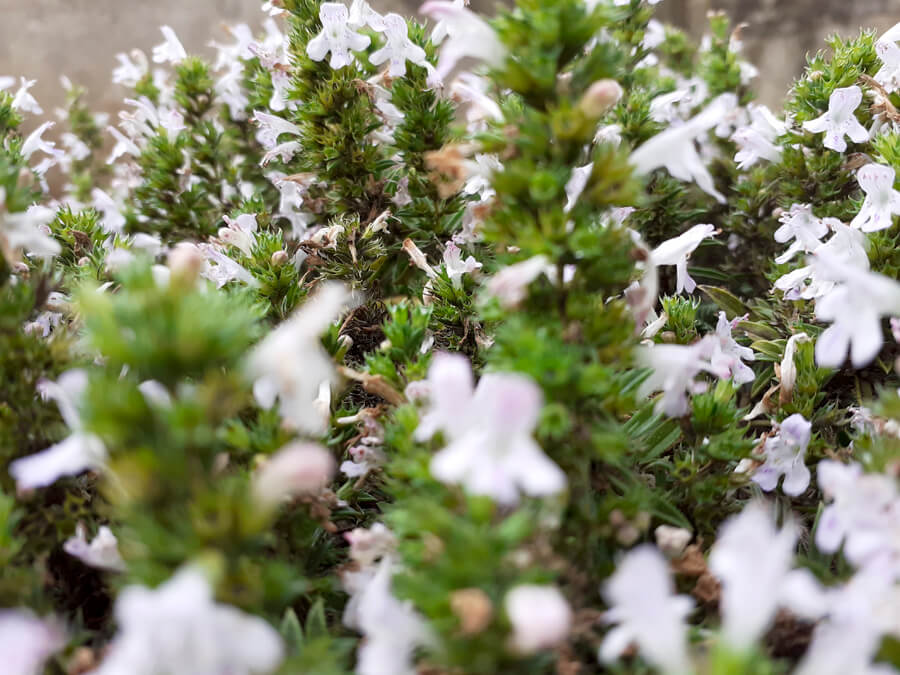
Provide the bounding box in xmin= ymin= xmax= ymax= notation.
xmin=779 ymin=331 xmax=810 ymax=398
xmin=428 ymin=0 xmax=465 ymax=44
xmin=420 ymin=1 xmax=506 ymax=81
xmin=773 ymin=204 xmax=829 ymax=264
xmin=752 ymin=414 xmax=812 ymax=496
xmin=442 ymin=241 xmax=481 ymax=287
xmin=815 ymin=460 xmax=898 ymax=567
xmin=564 ymin=162 xmax=593 ymax=214
xmin=253 ymin=442 xmax=336 ymax=506
xmin=450 ymin=73 xmax=503 ymax=129
xmin=600 ymin=545 xmax=693 ymax=675
xmin=252 ymin=111 xmax=302 ymax=149
xmin=219 ymin=213 xmax=258 ymax=256
xmin=812 ymin=252 xmax=900 ymax=368
xmin=1 ymin=195 xmax=61 ymax=265
xmin=485 ymin=255 xmax=552 ymax=309
xmin=113 ymin=49 xmax=149 ymax=87
xmin=340 ymin=442 xmax=386 ymax=478
xmin=370 ymin=13 xmax=429 ymax=78
xmin=710 ymin=311 xmax=755 ymax=384
xmin=462 ymin=153 xmax=502 ymax=198
xmin=106 ymin=125 xmax=141 ymax=164
xmin=643 ymin=19 xmax=667 ymax=49
xmin=247 ymin=282 xmax=350 ymax=434
xmin=93 ymin=567 xmax=283 ymax=675
xmin=631 ymin=94 xmax=736 ymax=203
xmin=0 ymin=610 xmax=65 ymax=675
xmin=11 ymin=78 xmax=42 ymax=115
xmin=708 ymin=502 xmax=802 ymax=650
xmin=345 ymin=523 xmax=397 ymax=567
xmin=64 ymin=523 xmax=126 ymax=572
xmin=253 ymin=112 xmax=303 ymax=166
xmin=9 ymin=370 xmax=107 ymax=490
xmin=650 ymin=223 xmax=716 ymax=294
xmin=306 ymin=3 xmax=371 ymax=70
xmin=91 ymin=188 xmax=127 ymax=237
xmin=504 ymin=585 xmax=572 ymax=653
xmin=415 ymin=353 xmax=566 ymax=504
xmin=262 ymin=0 xmax=286 ymax=16
xmin=802 ymin=86 xmax=869 ymax=153
xmin=850 ymin=163 xmax=900 ymax=232
xmin=636 ymin=336 xmax=720 ymax=417
xmin=351 ymin=558 xmax=431 ymax=675
xmin=152 ymin=25 xmax=188 ymax=65
xmin=348 ymin=0 xmax=386 ymax=30
xmin=198 ymin=243 xmax=257 ymax=288
xmin=797 ymin=619 xmax=895 ymax=675
xmin=795 ymin=566 xmax=900 ymax=675
xmin=731 ymin=103 xmax=784 ymax=169
xmin=875 ymin=33 xmax=900 ymax=93
xmin=774 ymin=219 xmax=868 ymax=301
xmin=21 ymin=122 xmax=64 ymax=170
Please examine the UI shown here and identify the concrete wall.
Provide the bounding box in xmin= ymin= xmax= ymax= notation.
xmin=657 ymin=0 xmax=898 ymax=107
xmin=0 ymin=0 xmax=416 ymax=116
xmin=1 ymin=1 xmax=896 ymax=116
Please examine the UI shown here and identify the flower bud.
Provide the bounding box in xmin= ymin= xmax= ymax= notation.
xmin=270 ymin=250 xmax=289 ymax=267
xmin=167 ymin=243 xmax=205 ymax=283
xmin=504 ymin=585 xmax=572 ymax=653
xmin=451 ymin=588 xmax=494 ymax=635
xmin=252 ymin=442 xmax=335 ymax=506
xmin=578 ymin=79 xmax=623 ymax=119
xmin=655 ymin=525 xmax=693 ymax=558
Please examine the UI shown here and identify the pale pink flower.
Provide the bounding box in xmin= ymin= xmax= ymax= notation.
xmin=442 ymin=241 xmax=481 ymax=287
xmin=253 ymin=442 xmax=336 ymax=505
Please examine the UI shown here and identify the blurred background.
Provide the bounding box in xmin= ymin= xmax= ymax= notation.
xmin=0 ymin=0 xmax=896 ymax=114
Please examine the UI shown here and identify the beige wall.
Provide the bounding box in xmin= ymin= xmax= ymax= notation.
xmin=2 ymin=1 xmax=896 ymax=117
xmin=0 ymin=0 xmax=416 ymax=116
xmin=658 ymin=0 xmax=898 ymax=107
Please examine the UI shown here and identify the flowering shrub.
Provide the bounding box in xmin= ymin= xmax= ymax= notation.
xmin=4 ymin=0 xmax=900 ymax=673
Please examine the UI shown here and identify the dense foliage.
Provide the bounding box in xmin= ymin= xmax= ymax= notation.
xmin=3 ymin=1 xmax=900 ymax=673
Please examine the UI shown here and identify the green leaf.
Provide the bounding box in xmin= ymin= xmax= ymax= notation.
xmin=750 ymin=340 xmax=785 ymax=361
xmin=699 ymin=285 xmax=748 ymax=318
xmin=305 ymin=598 xmax=328 ymax=640
xmin=280 ymin=608 xmax=305 ymax=654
